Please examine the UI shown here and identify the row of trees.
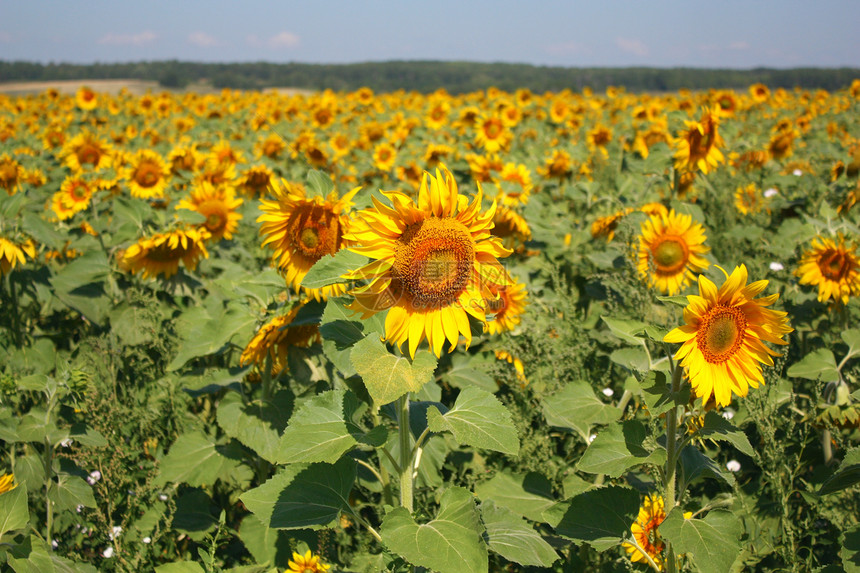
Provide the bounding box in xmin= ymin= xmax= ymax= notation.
xmin=1 ymin=59 xmax=858 ymax=94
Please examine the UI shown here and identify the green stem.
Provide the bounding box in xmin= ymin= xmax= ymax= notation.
xmin=7 ymin=274 xmax=22 ymax=347
xmin=663 ymin=362 xmax=683 ymax=573
xmin=397 ymin=393 xmax=413 ymax=513
xmin=370 ymin=409 xmax=395 ymax=507
xmin=44 ymin=437 xmax=53 ymax=548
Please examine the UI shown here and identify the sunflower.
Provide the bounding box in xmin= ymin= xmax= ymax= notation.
xmin=0 ymin=154 xmax=23 ymax=194
xmin=255 ymin=133 xmax=287 ymax=159
xmin=587 ymin=124 xmax=613 ymax=157
xmin=474 ymin=114 xmax=511 ymax=153
xmin=207 ymin=140 xmax=246 ymax=168
xmin=61 ymin=131 xmax=113 ymax=172
xmin=124 ymin=149 xmax=171 ymax=199
xmin=0 ymin=473 xmax=17 ymax=495
xmin=424 ymin=100 xmax=450 ymax=130
xmin=749 ymin=83 xmax=770 ymax=103
xmin=258 ymin=179 xmax=360 ymax=300
xmin=240 ymin=303 xmax=322 ymax=374
xmin=495 ymin=349 xmax=528 ymax=386
xmin=237 ymin=164 xmax=275 ymax=198
xmin=622 ymin=494 xmax=667 ymax=569
xmin=637 ymin=209 xmax=710 ymax=295
xmin=53 ymin=175 xmax=95 ymax=219
xmin=486 ymin=280 xmax=528 ymax=335
xmin=286 ymin=550 xmax=330 ymax=573
xmin=372 ymin=142 xmax=398 ymax=173
xmin=176 ymin=182 xmax=243 ymax=242
xmin=664 ymin=265 xmax=792 ymax=407
xmin=767 ymin=129 xmax=796 ymax=160
xmin=167 ymin=145 xmax=202 ymax=175
xmin=491 ymin=205 xmax=532 ymax=250
xmin=537 ymin=149 xmax=574 ymax=180
xmin=495 ymin=163 xmax=533 ymax=206
xmin=673 ymin=107 xmax=725 ymax=174
xmin=343 ymin=165 xmax=512 ymax=358
xmin=42 ymin=124 xmax=67 ymax=152
xmin=713 ymin=90 xmax=740 ymax=116
xmin=795 ymin=235 xmax=860 ymax=304
xmin=734 ymin=183 xmax=770 ymax=215
xmin=75 ymin=85 xmax=98 ymax=111
xmin=0 ymin=238 xmax=36 ymax=276
xmin=591 ymin=207 xmax=635 ymax=242
xmin=120 ymin=227 xmax=210 ymax=280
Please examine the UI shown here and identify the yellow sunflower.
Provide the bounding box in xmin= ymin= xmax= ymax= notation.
xmin=491 ymin=205 xmax=532 ymax=250
xmin=474 ymin=114 xmax=511 ymax=154
xmin=176 ymin=182 xmax=243 ymax=242
xmin=622 ymin=494 xmax=667 ymax=570
xmin=240 ymin=303 xmax=322 ymax=374
xmin=53 ymin=175 xmax=95 ymax=219
xmin=237 ymin=164 xmax=275 ymax=198
xmin=673 ymin=107 xmax=725 ymax=174
xmin=537 ymin=149 xmax=574 ymax=180
xmin=61 ymin=131 xmax=113 ymax=172
xmin=587 ymin=123 xmax=613 ymax=157
xmin=255 ymin=133 xmax=287 ymax=160
xmin=495 ymin=163 xmax=533 ymax=206
xmin=343 ymin=165 xmax=512 ymax=358
xmin=795 ymin=234 xmax=860 ymax=304
xmin=258 ymin=179 xmax=360 ymax=301
xmin=167 ymin=145 xmax=202 ymax=175
xmin=286 ymin=550 xmax=330 ymax=573
xmin=0 ymin=238 xmax=36 ymax=276
xmin=123 ymin=149 xmax=171 ymax=199
xmin=0 ymin=154 xmax=23 ymax=194
xmin=75 ymin=85 xmax=98 ymax=111
xmin=664 ymin=265 xmax=792 ymax=408
xmin=372 ymin=142 xmax=398 ymax=173
xmin=120 ymin=227 xmax=210 ymax=280
xmin=486 ymin=280 xmax=528 ymax=335
xmin=0 ymin=473 xmax=17 ymax=495
xmin=637 ymin=209 xmax=710 ymax=296
xmin=734 ymin=183 xmax=769 ymax=215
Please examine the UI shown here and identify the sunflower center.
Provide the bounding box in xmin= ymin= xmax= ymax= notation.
xmin=818 ymin=249 xmax=853 ymax=280
xmin=652 ymin=237 xmax=689 ymax=274
xmin=289 ymin=205 xmax=338 ymax=260
xmin=484 ymin=121 xmax=502 ymax=139
xmin=697 ymin=306 xmax=747 ymax=364
xmin=393 ymin=217 xmax=475 ymax=308
xmin=77 ymin=145 xmax=101 ymax=166
xmin=300 ymin=227 xmax=320 ymax=250
xmin=135 ymin=164 xmax=161 ymax=187
xmin=206 ymin=212 xmax=225 ymax=231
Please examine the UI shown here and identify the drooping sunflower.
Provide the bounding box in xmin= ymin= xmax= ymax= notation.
xmin=795 ymin=234 xmax=860 ymax=304
xmin=486 ymin=280 xmax=529 ymax=335
xmin=637 ymin=209 xmax=710 ymax=296
xmin=664 ymin=265 xmax=793 ymax=408
xmin=673 ymin=107 xmax=725 ymax=174
xmin=343 ymin=165 xmax=512 ymax=358
xmin=120 ymin=227 xmax=210 ymax=280
xmin=240 ymin=303 xmax=322 ymax=374
xmin=123 ymin=149 xmax=171 ymax=199
xmin=286 ymin=550 xmax=330 ymax=573
xmin=258 ymin=179 xmax=360 ymax=300
xmin=0 ymin=237 xmax=36 ymax=276
xmin=176 ymin=182 xmax=243 ymax=242
xmin=622 ymin=494 xmax=667 ymax=570
xmin=61 ymin=131 xmax=114 ymax=172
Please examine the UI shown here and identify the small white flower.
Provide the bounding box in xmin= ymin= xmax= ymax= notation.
xmin=52 ymin=540 xmax=58 ymax=550
xmin=769 ymin=262 xmax=784 ymax=272
xmin=721 ymin=409 xmax=735 ymax=421
xmin=142 ymin=537 xmax=151 ymax=544
xmin=76 ymin=504 xmax=84 ymax=513
xmin=102 ymin=547 xmax=114 ymax=558
xmin=588 ymin=434 xmax=597 ymax=443
xmin=158 ymin=494 xmax=168 ymax=501
xmin=793 ymin=169 xmax=803 ymax=176
xmin=601 ymin=387 xmax=614 ymax=397
xmin=109 ymin=526 xmax=122 ymax=540
xmin=86 ymin=470 xmax=101 ymax=485
xmin=763 ymin=187 xmax=778 ymax=198
xmin=60 ymin=438 xmax=73 ymax=448
xmin=726 ymin=459 xmax=742 ymax=472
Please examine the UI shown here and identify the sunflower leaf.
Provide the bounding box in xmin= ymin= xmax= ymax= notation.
xmin=306 ymin=169 xmax=335 ymax=197
xmin=659 ymin=509 xmax=743 ymax=573
xmin=576 ymin=420 xmax=666 ymax=477
xmin=380 ymin=486 xmax=488 ymax=573
xmin=276 ymin=389 xmax=358 ymax=464
xmin=302 ymin=249 xmax=369 ymax=289
xmin=786 ymin=348 xmax=839 ymax=382
xmin=479 ymin=500 xmax=559 ymax=567
xmin=350 ymin=336 xmax=437 ymax=405
xmin=426 ymin=387 xmax=519 ymax=455
xmin=541 ymin=379 xmax=620 ymax=441
xmin=841 ymin=329 xmax=860 ymax=360
xmin=474 ymin=470 xmax=556 ymax=523
xmin=699 ymin=412 xmax=756 ymax=459
xmin=552 ymin=485 xmax=640 ymax=551
xmin=818 ymin=447 xmax=860 ymax=496
xmin=842 ymin=523 xmax=860 ymax=572
xmin=0 ymin=483 xmax=29 ymax=538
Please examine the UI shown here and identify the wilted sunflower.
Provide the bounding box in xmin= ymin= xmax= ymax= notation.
xmin=486 ymin=280 xmax=528 ymax=335
xmin=120 ymin=227 xmax=210 ymax=280
xmin=591 ymin=207 xmax=635 ymax=242
xmin=258 ymin=179 xmax=360 ymax=300
xmin=673 ymin=107 xmax=725 ymax=174
xmin=176 ymin=182 xmax=243 ymax=242
xmin=343 ymin=165 xmax=512 ymax=358
xmin=795 ymin=234 xmax=860 ymax=304
xmin=286 ymin=550 xmax=330 ymax=573
xmin=123 ymin=149 xmax=171 ymax=199
xmin=0 ymin=237 xmax=36 ymax=276
xmin=664 ymin=265 xmax=792 ymax=407
xmin=637 ymin=209 xmax=710 ymax=296
xmin=240 ymin=303 xmax=322 ymax=374
xmin=61 ymin=131 xmax=113 ymax=172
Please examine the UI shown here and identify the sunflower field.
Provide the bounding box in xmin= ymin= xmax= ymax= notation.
xmin=0 ymin=80 xmax=859 ymax=573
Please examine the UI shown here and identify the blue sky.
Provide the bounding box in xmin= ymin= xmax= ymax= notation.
xmin=1 ymin=0 xmax=858 ymax=69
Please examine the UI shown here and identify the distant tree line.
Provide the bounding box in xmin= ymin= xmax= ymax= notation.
xmin=1 ymin=59 xmax=858 ymax=94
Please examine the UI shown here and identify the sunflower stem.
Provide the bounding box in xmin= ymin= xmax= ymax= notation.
xmin=371 ymin=408 xmax=395 ymax=507
xmin=663 ymin=361 xmax=683 ymax=573
xmin=397 ymin=393 xmax=413 ymax=513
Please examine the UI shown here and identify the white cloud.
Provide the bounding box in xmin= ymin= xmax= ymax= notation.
xmin=188 ymin=32 xmax=218 ymax=47
xmin=267 ymin=32 xmax=300 ymax=49
xmin=98 ymin=30 xmax=157 ymax=46
xmin=615 ymin=37 xmax=649 ymax=57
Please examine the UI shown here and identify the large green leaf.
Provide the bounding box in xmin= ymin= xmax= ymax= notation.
xmin=167 ymin=302 xmax=257 ymax=371
xmin=47 ymin=475 xmax=95 ymax=512
xmin=0 ymin=484 xmax=29 ymax=537
xmin=440 ymin=352 xmax=497 ymax=393
xmin=154 ymin=564 xmax=206 ymax=573
xmin=699 ymin=411 xmax=756 ymax=458
xmin=381 ymin=487 xmax=488 ymax=573
xmin=350 ymin=336 xmax=437 ymax=405
xmin=553 ymin=486 xmax=640 ymax=551
xmin=576 ymin=420 xmax=666 ymax=477
xmin=474 ymin=471 xmax=556 ymax=523
xmin=427 ymin=387 xmax=519 ymax=455
xmin=679 ymin=446 xmax=736 ymax=487
xmin=319 ymin=297 xmax=384 ymax=349
xmin=276 ymin=390 xmax=358 ymax=464
xmin=842 ymin=523 xmax=860 ymax=573
xmin=217 ymin=391 xmax=290 ymax=463
xmin=818 ymin=447 xmax=860 ymax=496
xmin=241 ymin=458 xmax=355 ymax=530
xmin=172 ymin=488 xmax=218 ymax=539
xmin=541 ymin=380 xmax=620 ymax=440
xmin=238 ymin=514 xmax=292 ymax=569
xmin=479 ymin=501 xmax=559 ymax=567
xmin=302 ymin=249 xmax=369 ymax=289
xmin=659 ymin=509 xmax=742 ymax=573
xmin=49 ymin=250 xmax=111 ymax=326
xmin=786 ymin=348 xmax=839 ymax=382
xmin=154 ymin=431 xmax=243 ymax=487
xmin=7 ymin=535 xmax=98 ymax=573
